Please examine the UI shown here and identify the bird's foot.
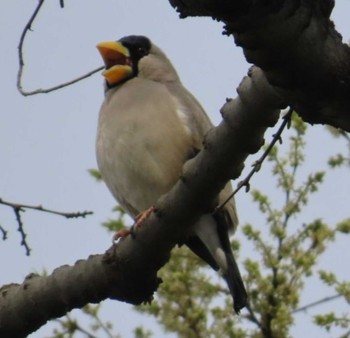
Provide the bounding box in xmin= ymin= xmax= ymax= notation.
xmin=113 ymin=228 xmax=132 ymax=242
xmin=112 ymin=206 xmax=155 ymax=243
xmin=134 ymin=206 xmax=155 ymax=228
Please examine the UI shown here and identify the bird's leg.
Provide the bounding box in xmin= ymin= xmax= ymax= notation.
xmin=134 ymin=206 xmax=155 ymax=228
xmin=112 ymin=206 xmax=155 ymax=243
xmin=113 ymin=228 xmax=132 ymax=242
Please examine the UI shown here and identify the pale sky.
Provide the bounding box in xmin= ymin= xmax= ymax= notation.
xmin=1 ymin=1 xmax=350 ymax=337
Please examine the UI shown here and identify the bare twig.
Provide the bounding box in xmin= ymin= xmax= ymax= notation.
xmin=65 ymin=313 xmax=99 ymax=338
xmin=245 ymin=292 xmax=342 ymax=333
xmin=17 ymin=0 xmax=103 ymax=96
xmin=18 ymin=66 xmax=103 ymax=96
xmin=293 ymin=294 xmax=341 ymax=314
xmin=0 ymin=224 xmax=8 ymax=240
xmin=17 ymin=0 xmax=45 ymax=94
xmin=13 ymin=206 xmax=31 ymax=256
xmin=214 ymin=107 xmax=293 ymax=214
xmin=245 ymin=302 xmax=263 ymax=330
xmin=0 ymin=197 xmax=93 ymax=255
xmin=0 ymin=198 xmax=93 ymax=219
xmin=94 ymin=314 xmax=114 ymax=338
xmin=54 ymin=316 xmax=98 ymax=338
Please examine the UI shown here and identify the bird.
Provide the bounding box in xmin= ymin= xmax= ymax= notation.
xmin=95 ymin=35 xmax=248 ymax=313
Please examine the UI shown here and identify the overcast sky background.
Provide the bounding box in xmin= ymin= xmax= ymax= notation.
xmin=1 ymin=1 xmax=350 ymax=337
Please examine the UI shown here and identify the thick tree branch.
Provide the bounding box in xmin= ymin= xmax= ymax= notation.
xmin=0 ymin=255 xmax=161 ymax=338
xmin=170 ymin=0 xmax=350 ymax=131
xmin=0 ymin=67 xmax=284 ymax=337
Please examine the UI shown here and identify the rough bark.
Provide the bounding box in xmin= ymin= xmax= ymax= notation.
xmin=0 ymin=254 xmax=161 ymax=338
xmin=0 ymin=67 xmax=283 ymax=337
xmin=170 ymin=0 xmax=350 ymax=130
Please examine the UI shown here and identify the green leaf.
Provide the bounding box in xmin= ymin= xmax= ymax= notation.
xmin=336 ymin=219 xmax=350 ymax=234
xmin=88 ymin=168 xmax=103 ymax=181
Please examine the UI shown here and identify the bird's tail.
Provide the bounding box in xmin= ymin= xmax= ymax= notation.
xmin=214 ymin=211 xmax=248 ymax=314
xmin=187 ymin=213 xmax=248 ymax=313
xmin=223 ymin=250 xmax=248 ymax=314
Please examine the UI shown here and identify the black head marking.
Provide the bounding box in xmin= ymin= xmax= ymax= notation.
xmin=118 ymin=35 xmax=152 ymax=75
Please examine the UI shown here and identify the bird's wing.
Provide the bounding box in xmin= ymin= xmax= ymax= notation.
xmin=165 ymin=83 xmax=212 ymax=149
xmin=166 ymin=82 xmax=239 ymax=231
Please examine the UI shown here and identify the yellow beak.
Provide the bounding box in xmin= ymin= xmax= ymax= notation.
xmin=96 ymin=41 xmax=133 ymax=86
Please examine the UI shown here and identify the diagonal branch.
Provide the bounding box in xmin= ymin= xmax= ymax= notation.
xmin=0 ymin=66 xmax=284 ymax=337
xmin=293 ymin=294 xmax=342 ymax=314
xmin=215 ymin=107 xmax=293 ymax=213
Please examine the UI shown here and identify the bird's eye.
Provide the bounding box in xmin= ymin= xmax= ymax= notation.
xmin=137 ymin=47 xmax=148 ymax=56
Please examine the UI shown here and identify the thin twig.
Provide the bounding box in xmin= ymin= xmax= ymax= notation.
xmin=0 ymin=197 xmax=93 ymax=255
xmin=17 ymin=0 xmax=103 ymax=96
xmin=66 ymin=313 xmax=99 ymax=338
xmin=293 ymin=294 xmax=341 ymax=313
xmin=0 ymin=224 xmax=8 ymax=240
xmin=0 ymin=198 xmax=93 ymax=219
xmin=17 ymin=0 xmax=45 ymax=94
xmin=19 ymin=66 xmax=104 ymax=96
xmin=94 ymin=315 xmax=114 ymax=338
xmin=214 ymin=107 xmax=293 ymax=214
xmin=245 ymin=302 xmax=263 ymax=330
xmin=55 ymin=316 xmax=98 ymax=338
xmin=13 ymin=206 xmax=31 ymax=256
